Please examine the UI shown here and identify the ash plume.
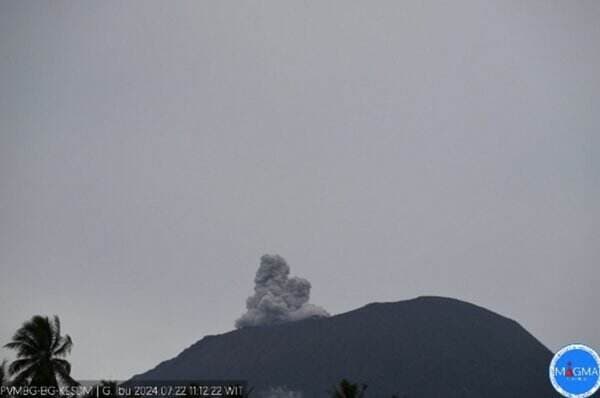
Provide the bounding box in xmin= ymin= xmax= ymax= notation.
xmin=235 ymin=254 xmax=329 ymax=328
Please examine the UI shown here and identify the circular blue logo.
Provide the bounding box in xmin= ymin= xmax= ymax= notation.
xmin=550 ymin=344 xmax=600 ymax=398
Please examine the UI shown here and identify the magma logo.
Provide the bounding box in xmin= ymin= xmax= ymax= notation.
xmin=549 ymin=344 xmax=600 ymax=398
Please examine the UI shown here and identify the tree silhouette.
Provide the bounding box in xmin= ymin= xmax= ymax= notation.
xmin=4 ymin=315 xmax=76 ymax=387
xmin=329 ymin=379 xmax=367 ymax=398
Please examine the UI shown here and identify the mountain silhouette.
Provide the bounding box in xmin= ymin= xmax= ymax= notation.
xmin=131 ymin=296 xmax=554 ymax=397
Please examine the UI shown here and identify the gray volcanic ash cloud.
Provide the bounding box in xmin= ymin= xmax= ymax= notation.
xmin=235 ymin=254 xmax=329 ymax=328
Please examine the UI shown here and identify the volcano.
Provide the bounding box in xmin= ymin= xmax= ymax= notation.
xmin=131 ymin=296 xmax=554 ymax=397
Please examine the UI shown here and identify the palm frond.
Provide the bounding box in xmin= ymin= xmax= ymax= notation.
xmin=53 ymin=335 xmax=72 ymax=357
xmin=52 ymin=358 xmax=71 ymax=376
xmin=29 ymin=316 xmax=53 ymax=351
xmin=9 ymin=328 xmax=41 ymax=352
xmin=9 ymin=358 xmax=37 ymax=376
xmin=9 ymin=362 xmax=36 ymax=386
xmin=50 ymin=316 xmax=61 ymax=351
xmin=59 ymin=373 xmax=78 ymax=387
xmin=4 ymin=341 xmax=38 ymax=357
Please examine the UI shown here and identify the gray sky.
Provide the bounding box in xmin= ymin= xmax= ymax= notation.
xmin=1 ymin=1 xmax=598 ymax=380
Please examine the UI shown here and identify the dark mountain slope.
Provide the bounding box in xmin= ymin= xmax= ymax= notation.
xmin=131 ymin=296 xmax=554 ymax=397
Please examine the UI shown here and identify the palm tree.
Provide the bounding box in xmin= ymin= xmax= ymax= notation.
xmin=329 ymin=379 xmax=368 ymax=398
xmin=4 ymin=315 xmax=76 ymax=387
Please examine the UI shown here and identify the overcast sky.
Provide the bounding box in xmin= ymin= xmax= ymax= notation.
xmin=1 ymin=1 xmax=598 ymax=380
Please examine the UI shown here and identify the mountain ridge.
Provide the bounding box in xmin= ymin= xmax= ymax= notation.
xmin=131 ymin=296 xmax=554 ymax=397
